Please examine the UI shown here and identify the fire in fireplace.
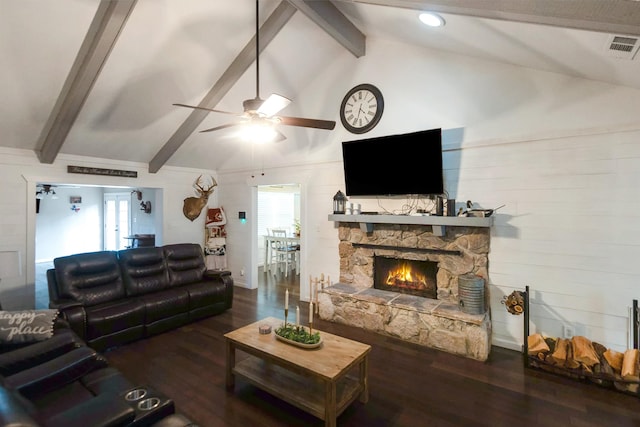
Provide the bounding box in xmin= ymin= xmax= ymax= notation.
xmin=373 ymin=256 xmax=438 ymax=299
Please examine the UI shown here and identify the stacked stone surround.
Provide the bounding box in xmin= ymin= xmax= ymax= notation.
xmin=318 ymin=222 xmax=492 ymax=361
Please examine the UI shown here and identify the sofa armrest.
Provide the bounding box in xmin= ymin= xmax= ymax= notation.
xmin=0 ymin=328 xmax=85 ymax=376
xmin=203 ymin=269 xmax=231 ymax=280
xmin=3 ymin=346 xmax=108 ymax=396
xmin=0 ymin=385 xmax=39 ymax=426
xmin=48 ymin=302 xmax=86 ymax=341
xmin=49 ymin=298 xmax=84 ymax=311
xmin=44 ymin=392 xmax=135 ymax=427
xmin=203 ymin=270 xmax=233 ymax=309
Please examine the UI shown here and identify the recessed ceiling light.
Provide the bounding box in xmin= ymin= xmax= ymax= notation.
xmin=419 ymin=12 xmax=445 ymax=27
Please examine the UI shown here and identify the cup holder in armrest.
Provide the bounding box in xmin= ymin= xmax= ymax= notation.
xmin=121 ymin=386 xmax=174 ymax=425
xmin=125 ymin=388 xmax=148 ymax=401
xmin=138 ymin=397 xmax=161 ymax=411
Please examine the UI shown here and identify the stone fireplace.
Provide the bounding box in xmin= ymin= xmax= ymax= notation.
xmin=319 ymin=215 xmax=493 ymax=361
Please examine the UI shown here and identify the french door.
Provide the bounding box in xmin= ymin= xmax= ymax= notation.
xmin=104 ymin=193 xmax=131 ymax=250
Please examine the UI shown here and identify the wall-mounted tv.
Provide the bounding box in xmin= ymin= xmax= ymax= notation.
xmin=341 ymin=128 xmax=444 ymax=196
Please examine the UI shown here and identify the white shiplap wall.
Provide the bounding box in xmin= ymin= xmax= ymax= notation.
xmin=465 ymin=129 xmax=640 ymax=352
xmin=218 ymin=36 xmax=640 ymax=353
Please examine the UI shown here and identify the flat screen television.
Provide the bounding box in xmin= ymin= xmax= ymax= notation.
xmin=341 ymin=128 xmax=444 ymax=196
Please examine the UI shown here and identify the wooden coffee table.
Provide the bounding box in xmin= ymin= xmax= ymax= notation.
xmin=224 ymin=317 xmax=371 ymax=427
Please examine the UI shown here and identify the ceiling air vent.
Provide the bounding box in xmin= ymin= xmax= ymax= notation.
xmin=605 ymin=35 xmax=639 ymax=59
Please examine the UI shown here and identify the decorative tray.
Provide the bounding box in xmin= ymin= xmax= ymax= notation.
xmin=275 ymin=333 xmax=323 ymax=349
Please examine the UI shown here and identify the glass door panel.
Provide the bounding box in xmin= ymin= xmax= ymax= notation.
xmin=104 ymin=193 xmax=130 ymax=250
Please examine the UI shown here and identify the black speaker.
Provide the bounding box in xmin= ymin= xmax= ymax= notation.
xmin=446 ymin=199 xmax=456 ymax=216
xmin=435 ymin=196 xmax=444 ymax=216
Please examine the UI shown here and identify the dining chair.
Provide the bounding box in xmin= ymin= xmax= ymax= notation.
xmin=270 ymin=229 xmax=297 ymax=277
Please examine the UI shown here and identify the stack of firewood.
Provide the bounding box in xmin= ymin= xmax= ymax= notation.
xmin=528 ymin=333 xmax=640 ymax=394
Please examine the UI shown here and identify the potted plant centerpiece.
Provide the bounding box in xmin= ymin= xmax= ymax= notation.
xmin=275 ymin=324 xmax=321 ymax=346
xmin=275 ymin=291 xmax=321 ymax=348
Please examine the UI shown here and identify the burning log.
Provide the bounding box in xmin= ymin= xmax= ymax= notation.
xmin=387 ymin=277 xmax=426 ymax=290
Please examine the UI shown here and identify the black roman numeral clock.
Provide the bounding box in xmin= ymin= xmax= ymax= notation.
xmin=339 ymin=83 xmax=384 ymax=134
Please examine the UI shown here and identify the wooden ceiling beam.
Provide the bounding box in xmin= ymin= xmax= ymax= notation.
xmin=36 ymin=0 xmax=138 ymax=164
xmin=286 ymin=0 xmax=366 ymax=57
xmin=149 ymin=1 xmax=297 ymax=173
xmin=346 ymin=0 xmax=640 ymax=36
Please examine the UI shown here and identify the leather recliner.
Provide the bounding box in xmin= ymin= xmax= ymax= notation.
xmin=0 ymin=326 xmax=196 ymax=426
xmin=47 ymin=243 xmax=233 ymax=351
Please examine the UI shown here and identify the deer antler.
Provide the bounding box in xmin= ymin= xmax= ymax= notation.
xmin=193 ymin=175 xmax=217 ymax=193
xmin=194 ymin=175 xmax=204 ymax=192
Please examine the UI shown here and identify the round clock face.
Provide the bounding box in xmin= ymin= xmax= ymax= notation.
xmin=340 ymin=84 xmax=384 ymax=134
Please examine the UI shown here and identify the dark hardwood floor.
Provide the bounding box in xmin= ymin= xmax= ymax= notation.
xmin=104 ymin=271 xmax=640 ymax=426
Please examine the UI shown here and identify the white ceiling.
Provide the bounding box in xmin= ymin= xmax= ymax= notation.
xmin=1 ymin=0 xmax=639 ymax=173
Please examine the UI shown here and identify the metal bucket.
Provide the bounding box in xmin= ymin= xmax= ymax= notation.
xmin=458 ymin=274 xmax=485 ymax=315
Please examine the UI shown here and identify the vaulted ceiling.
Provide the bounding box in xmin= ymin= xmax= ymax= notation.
xmin=2 ymin=0 xmax=639 ymax=173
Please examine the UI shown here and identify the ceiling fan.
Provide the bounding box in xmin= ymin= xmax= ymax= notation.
xmin=173 ymin=0 xmax=336 ymax=142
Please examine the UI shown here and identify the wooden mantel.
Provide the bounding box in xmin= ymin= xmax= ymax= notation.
xmin=328 ymin=214 xmax=493 ymax=236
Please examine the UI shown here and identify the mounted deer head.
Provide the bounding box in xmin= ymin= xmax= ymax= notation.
xmin=183 ymin=175 xmax=217 ymax=221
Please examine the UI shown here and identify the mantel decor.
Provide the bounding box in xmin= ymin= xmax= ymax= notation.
xmin=333 ymin=191 xmax=347 ymax=214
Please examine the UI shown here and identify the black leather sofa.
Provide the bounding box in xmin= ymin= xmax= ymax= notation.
xmin=0 ymin=321 xmax=197 ymax=427
xmin=47 ymin=243 xmax=233 ymax=351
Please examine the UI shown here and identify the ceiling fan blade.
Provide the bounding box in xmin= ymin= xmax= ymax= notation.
xmin=257 ymin=94 xmax=291 ymax=117
xmin=199 ymin=123 xmax=244 ymax=133
xmin=278 ymin=116 xmax=336 ymax=130
xmin=173 ymin=103 xmax=240 ymax=116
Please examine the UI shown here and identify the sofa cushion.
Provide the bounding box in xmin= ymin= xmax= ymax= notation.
xmin=137 ymin=289 xmax=190 ymax=324
xmin=54 ymin=251 xmax=125 ymax=306
xmin=163 ymin=244 xmax=207 ymax=287
xmin=118 ymin=247 xmax=170 ymax=296
xmin=183 ymin=282 xmax=227 ymax=310
xmin=25 ymin=366 xmax=135 ymax=424
xmin=84 ymin=299 xmax=145 ymax=343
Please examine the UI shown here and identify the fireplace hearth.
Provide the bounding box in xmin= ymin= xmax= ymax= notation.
xmin=374 ymin=256 xmax=437 ymax=299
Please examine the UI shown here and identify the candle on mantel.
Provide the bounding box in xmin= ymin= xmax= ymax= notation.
xmin=309 ymin=302 xmax=314 ymax=323
xmin=296 ymin=306 xmax=300 ymax=326
xmin=285 ymin=289 xmax=289 ymax=310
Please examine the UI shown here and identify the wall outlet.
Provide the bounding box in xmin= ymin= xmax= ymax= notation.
xmin=562 ymin=324 xmax=574 ymax=339
xmin=240 ymin=268 xmax=245 ymax=276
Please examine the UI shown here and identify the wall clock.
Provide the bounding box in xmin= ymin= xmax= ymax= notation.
xmin=340 ymin=84 xmax=384 ymax=134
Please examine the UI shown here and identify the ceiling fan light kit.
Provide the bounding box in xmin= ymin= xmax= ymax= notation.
xmin=256 ymin=94 xmax=291 ymax=117
xmin=240 ymin=122 xmax=280 ymax=144
xmin=173 ymin=0 xmax=335 ymax=143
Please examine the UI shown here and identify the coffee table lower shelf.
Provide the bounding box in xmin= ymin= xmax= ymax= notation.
xmin=233 ymin=357 xmax=362 ymax=420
